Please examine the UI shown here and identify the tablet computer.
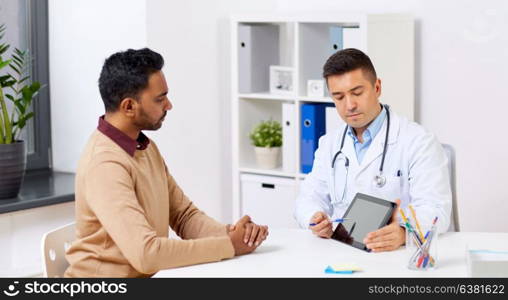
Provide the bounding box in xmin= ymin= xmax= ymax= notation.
xmin=331 ymin=193 xmax=396 ymax=252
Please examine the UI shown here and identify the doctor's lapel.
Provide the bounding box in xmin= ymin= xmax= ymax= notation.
xmin=341 ymin=130 xmax=359 ymax=170
xmin=355 ymin=111 xmax=400 ymax=178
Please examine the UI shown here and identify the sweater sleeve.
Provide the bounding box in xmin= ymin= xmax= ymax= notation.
xmin=164 ymin=164 xmax=230 ymax=239
xmin=85 ymin=153 xmax=235 ymax=275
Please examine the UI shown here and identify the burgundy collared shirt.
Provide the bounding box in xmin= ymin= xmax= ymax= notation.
xmin=97 ymin=115 xmax=150 ymax=156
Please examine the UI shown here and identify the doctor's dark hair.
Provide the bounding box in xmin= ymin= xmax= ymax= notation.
xmin=98 ymin=48 xmax=164 ymax=112
xmin=322 ymin=48 xmax=377 ymax=85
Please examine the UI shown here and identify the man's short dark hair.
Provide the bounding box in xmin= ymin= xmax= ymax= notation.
xmin=99 ymin=48 xmax=164 ymax=112
xmin=322 ymin=48 xmax=377 ymax=84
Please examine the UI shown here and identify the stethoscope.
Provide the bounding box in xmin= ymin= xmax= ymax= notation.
xmin=330 ymin=104 xmax=390 ymax=203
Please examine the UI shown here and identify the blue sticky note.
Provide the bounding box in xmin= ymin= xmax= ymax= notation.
xmin=324 ymin=266 xmax=354 ymax=274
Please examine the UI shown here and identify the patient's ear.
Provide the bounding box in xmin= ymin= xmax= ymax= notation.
xmin=119 ymin=97 xmax=138 ymax=118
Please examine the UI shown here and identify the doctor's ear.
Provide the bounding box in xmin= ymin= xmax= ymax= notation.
xmin=374 ymin=78 xmax=382 ymax=97
xmin=119 ymin=97 xmax=138 ymax=118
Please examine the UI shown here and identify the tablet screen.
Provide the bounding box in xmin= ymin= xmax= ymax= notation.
xmin=331 ymin=193 xmax=396 ymax=251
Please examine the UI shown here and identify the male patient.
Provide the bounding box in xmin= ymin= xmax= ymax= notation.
xmin=65 ymin=48 xmax=268 ymax=277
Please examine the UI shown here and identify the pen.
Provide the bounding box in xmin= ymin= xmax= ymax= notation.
xmin=409 ymin=230 xmax=435 ymax=267
xmin=400 ymin=208 xmax=424 ymax=245
xmin=409 ymin=205 xmax=425 ymax=242
xmin=412 ymin=220 xmax=437 ymax=268
xmin=399 ymin=208 xmax=409 ymax=224
xmin=404 ymin=222 xmax=423 ymax=246
xmin=424 ymin=217 xmax=439 ymax=240
xmin=309 ymin=218 xmax=350 ymax=226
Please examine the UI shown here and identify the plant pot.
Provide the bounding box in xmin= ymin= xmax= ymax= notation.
xmin=0 ymin=141 xmax=27 ymax=200
xmin=254 ymin=146 xmax=280 ymax=169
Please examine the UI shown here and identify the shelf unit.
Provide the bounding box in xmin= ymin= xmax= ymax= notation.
xmin=231 ymin=14 xmax=414 ymax=227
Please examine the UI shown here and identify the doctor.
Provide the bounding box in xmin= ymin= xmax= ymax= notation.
xmin=294 ymin=49 xmax=451 ymax=252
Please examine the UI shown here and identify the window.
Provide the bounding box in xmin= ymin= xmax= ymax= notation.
xmin=0 ymin=0 xmax=50 ymax=170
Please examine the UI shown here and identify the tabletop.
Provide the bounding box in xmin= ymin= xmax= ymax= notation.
xmin=155 ymin=229 xmax=508 ymax=278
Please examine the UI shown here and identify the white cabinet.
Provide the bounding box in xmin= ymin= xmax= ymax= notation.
xmin=241 ymin=174 xmax=298 ymax=228
xmin=231 ymin=14 xmax=414 ymax=225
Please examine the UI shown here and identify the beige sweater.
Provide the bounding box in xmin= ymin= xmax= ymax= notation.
xmin=65 ymin=130 xmax=234 ymax=277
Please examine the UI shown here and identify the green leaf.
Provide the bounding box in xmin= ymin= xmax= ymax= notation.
xmin=18 ymin=76 xmax=29 ymax=84
xmin=25 ymin=111 xmax=34 ymax=120
xmin=1 ymin=78 xmax=16 ymax=88
xmin=21 ymin=85 xmax=33 ymax=99
xmin=12 ymin=59 xmax=23 ymax=69
xmin=0 ymin=74 xmax=12 ymax=85
xmin=17 ymin=117 xmax=26 ymax=130
xmin=14 ymin=101 xmax=25 ymax=115
xmin=5 ymin=94 xmax=15 ymax=102
xmin=13 ymin=48 xmax=26 ymax=56
xmin=0 ymin=59 xmax=12 ymax=70
xmin=9 ymin=63 xmax=21 ymax=76
xmin=0 ymin=43 xmax=9 ymax=55
xmin=12 ymin=52 xmax=23 ymax=63
xmin=30 ymin=81 xmax=41 ymax=93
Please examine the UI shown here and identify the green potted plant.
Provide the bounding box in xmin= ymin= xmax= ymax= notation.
xmin=249 ymin=119 xmax=282 ymax=169
xmin=0 ymin=24 xmax=42 ymax=199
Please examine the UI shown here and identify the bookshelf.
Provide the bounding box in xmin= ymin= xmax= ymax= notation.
xmin=231 ymin=14 xmax=414 ymax=228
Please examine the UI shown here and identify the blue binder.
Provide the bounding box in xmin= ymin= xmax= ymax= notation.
xmin=329 ymin=26 xmax=343 ymax=54
xmin=301 ymin=104 xmax=326 ymax=174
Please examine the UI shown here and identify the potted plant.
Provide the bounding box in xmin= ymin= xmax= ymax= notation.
xmin=249 ymin=119 xmax=282 ymax=169
xmin=0 ymin=24 xmax=42 ymax=199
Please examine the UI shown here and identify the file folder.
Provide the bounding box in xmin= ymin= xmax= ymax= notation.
xmin=238 ymin=24 xmax=279 ymax=93
xmin=329 ymin=26 xmax=343 ymax=54
xmin=343 ymin=27 xmax=361 ymax=50
xmin=301 ymin=104 xmax=326 ymax=174
xmin=282 ymin=103 xmax=296 ymax=173
xmin=325 ymin=105 xmax=344 ymax=135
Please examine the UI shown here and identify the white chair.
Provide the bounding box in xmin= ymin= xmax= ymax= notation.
xmin=41 ymin=222 xmax=75 ymax=277
xmin=442 ymin=144 xmax=460 ymax=232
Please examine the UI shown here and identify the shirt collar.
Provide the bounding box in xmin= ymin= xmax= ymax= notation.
xmin=347 ymin=105 xmax=386 ymax=143
xmin=97 ymin=115 xmax=150 ymax=157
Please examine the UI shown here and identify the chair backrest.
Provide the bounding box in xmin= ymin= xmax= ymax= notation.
xmin=442 ymin=144 xmax=460 ymax=232
xmin=41 ymin=222 xmax=75 ymax=277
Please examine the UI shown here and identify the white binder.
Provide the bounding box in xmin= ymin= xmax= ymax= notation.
xmin=238 ymin=24 xmax=279 ymax=93
xmin=325 ymin=106 xmax=344 ymax=135
xmin=282 ymin=103 xmax=296 ymax=173
xmin=329 ymin=26 xmax=343 ymax=54
xmin=343 ymin=27 xmax=362 ymax=50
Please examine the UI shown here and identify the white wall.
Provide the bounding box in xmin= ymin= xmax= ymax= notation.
xmin=50 ymin=0 xmax=508 ymax=231
xmin=49 ymin=0 xmax=147 ymax=171
xmin=145 ymin=0 xmax=279 ymax=222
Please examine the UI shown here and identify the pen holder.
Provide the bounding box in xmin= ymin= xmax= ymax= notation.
xmin=405 ymin=224 xmax=438 ymax=271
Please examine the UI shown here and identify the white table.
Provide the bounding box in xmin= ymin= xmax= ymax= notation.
xmin=155 ymin=229 xmax=508 ymax=277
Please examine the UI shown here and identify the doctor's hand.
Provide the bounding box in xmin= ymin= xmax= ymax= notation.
xmin=309 ymin=211 xmax=333 ymax=238
xmin=363 ymin=199 xmax=405 ymax=252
